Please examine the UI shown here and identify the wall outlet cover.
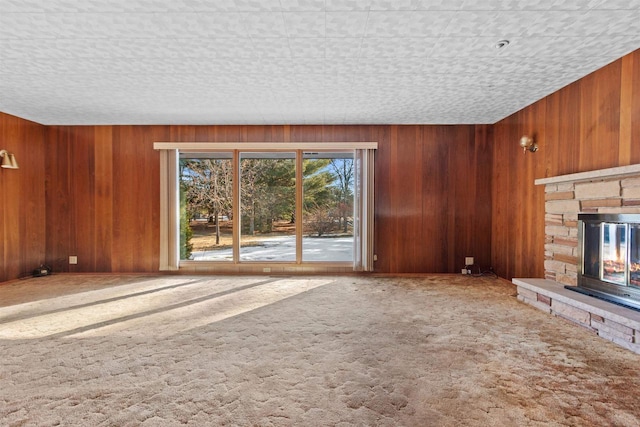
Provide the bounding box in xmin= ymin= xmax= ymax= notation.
xmin=465 ymin=256 xmax=474 ymax=266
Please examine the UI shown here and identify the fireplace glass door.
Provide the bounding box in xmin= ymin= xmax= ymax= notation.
xmin=582 ymin=217 xmax=640 ymax=290
xmin=582 ymin=222 xmax=601 ymax=278
xmin=577 ymin=214 xmax=640 ymax=310
xmin=631 ymin=224 xmax=640 ymax=287
xmin=602 ymin=223 xmax=627 ymax=286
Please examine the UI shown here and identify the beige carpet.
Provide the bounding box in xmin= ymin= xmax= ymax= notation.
xmin=0 ymin=274 xmax=639 ymax=426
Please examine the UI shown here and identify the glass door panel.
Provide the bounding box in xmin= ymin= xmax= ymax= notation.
xmin=630 ymin=224 xmax=640 ymax=288
xmin=582 ymin=222 xmax=601 ymax=278
xmin=179 ymin=153 xmax=234 ymax=261
xmin=240 ymin=152 xmax=296 ymax=261
xmin=602 ymin=223 xmax=627 ymax=285
xmin=302 ymin=152 xmax=354 ymax=262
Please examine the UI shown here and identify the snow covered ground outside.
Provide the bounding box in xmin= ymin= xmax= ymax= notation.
xmin=189 ymin=235 xmax=353 ymax=262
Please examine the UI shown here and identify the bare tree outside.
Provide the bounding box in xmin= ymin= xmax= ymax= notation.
xmin=302 ymin=154 xmax=355 ymax=261
xmin=179 ymin=157 xmax=234 ymax=260
xmin=239 ymin=155 xmax=297 ymax=261
xmin=330 ymin=159 xmax=354 ymax=233
xmin=179 ymin=152 xmax=356 ymax=262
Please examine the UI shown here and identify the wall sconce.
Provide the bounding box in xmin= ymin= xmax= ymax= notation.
xmin=519 ymin=135 xmax=538 ymax=153
xmin=0 ymin=149 xmax=19 ymax=169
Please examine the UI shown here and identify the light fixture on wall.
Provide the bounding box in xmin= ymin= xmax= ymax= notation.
xmin=519 ymin=135 xmax=538 ymax=153
xmin=0 ymin=149 xmax=19 ymax=169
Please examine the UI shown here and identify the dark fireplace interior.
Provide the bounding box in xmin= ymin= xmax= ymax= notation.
xmin=568 ymin=213 xmax=640 ymax=311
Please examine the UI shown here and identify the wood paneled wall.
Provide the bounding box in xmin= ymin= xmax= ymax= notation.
xmin=376 ymin=125 xmax=493 ymax=272
xmin=492 ymin=49 xmax=640 ymax=280
xmin=7 ymin=49 xmax=640 ymax=281
xmin=0 ymin=112 xmax=46 ymax=282
xmin=45 ymin=125 xmax=165 ymax=273
xmin=43 ymin=124 xmax=492 ymax=274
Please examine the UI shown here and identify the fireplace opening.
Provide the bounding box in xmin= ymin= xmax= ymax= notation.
xmin=567 ymin=213 xmax=640 ymax=311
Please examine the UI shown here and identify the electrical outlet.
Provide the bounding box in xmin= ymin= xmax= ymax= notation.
xmin=263 ymin=267 xmax=271 ymax=273
xmin=465 ymin=256 xmax=474 ymax=266
xmin=69 ymin=256 xmax=78 ymax=265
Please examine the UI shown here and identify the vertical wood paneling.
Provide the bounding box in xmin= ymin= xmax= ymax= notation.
xmin=421 ymin=126 xmax=449 ymax=272
xmin=170 ymin=125 xmax=196 ymax=143
xmin=447 ymin=126 xmax=478 ymax=272
xmin=449 ymin=125 xmax=493 ymax=272
xmin=71 ymin=127 xmax=97 ymax=272
xmin=492 ymin=99 xmax=550 ymax=279
xmin=20 ymin=121 xmax=46 ymax=274
xmin=620 ymin=53 xmax=634 ymax=166
xmin=0 ymin=112 xmax=46 ymax=282
xmin=244 ymin=125 xmax=287 ymax=142
xmin=289 ymin=125 xmax=323 ymax=143
xmin=372 ymin=124 xmax=491 ymax=273
xmin=36 ymin=123 xmax=491 ymax=275
xmin=491 ymin=116 xmax=512 ymax=278
xmin=111 ymin=126 xmax=164 ymax=272
xmin=94 ymin=126 xmax=114 ymax=271
xmin=521 ymin=100 xmax=547 ymax=279
xmin=111 ymin=126 xmax=138 ymax=271
xmin=8 ymin=49 xmax=640 ymax=281
xmin=6 ymin=48 xmax=640 ymax=282
xmin=373 ymin=125 xmax=393 ymax=273
xmin=579 ymin=59 xmax=621 ymax=171
xmin=45 ymin=127 xmax=70 ymax=272
xmin=3 ymin=117 xmax=24 ymax=279
xmin=387 ymin=125 xmax=401 ymax=271
xmin=473 ymin=124 xmax=493 ymax=268
xmin=393 ymin=126 xmax=423 ymax=272
xmin=630 ymin=53 xmax=640 ymax=165
xmin=492 ymin=49 xmax=640 ymax=281
xmin=141 ymin=126 xmax=165 ymax=272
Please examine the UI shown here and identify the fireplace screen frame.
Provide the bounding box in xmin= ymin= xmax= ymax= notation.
xmin=577 ymin=213 xmax=640 ymax=310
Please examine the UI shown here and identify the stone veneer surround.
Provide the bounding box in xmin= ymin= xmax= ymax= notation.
xmin=539 ymin=164 xmax=640 ymax=286
xmin=514 ymin=164 xmax=640 ymax=354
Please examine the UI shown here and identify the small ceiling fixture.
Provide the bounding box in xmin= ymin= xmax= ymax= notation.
xmin=0 ymin=149 xmax=19 ymax=169
xmin=494 ymin=39 xmax=510 ymax=50
xmin=519 ymin=135 xmax=538 ymax=153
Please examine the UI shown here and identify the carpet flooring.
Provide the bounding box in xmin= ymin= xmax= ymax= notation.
xmin=0 ymin=274 xmax=639 ymax=426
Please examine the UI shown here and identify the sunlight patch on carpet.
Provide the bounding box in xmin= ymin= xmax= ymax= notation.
xmin=0 ymin=278 xmax=332 ymax=339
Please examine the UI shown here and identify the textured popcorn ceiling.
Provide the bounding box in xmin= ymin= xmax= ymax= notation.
xmin=0 ymin=0 xmax=639 ymax=125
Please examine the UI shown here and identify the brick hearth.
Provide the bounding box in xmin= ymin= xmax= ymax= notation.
xmin=514 ymin=164 xmax=640 ymax=354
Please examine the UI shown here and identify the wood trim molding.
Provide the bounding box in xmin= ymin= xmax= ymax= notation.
xmin=153 ymin=142 xmax=378 ymax=151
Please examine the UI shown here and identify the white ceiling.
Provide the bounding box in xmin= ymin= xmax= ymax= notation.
xmin=1 ymin=0 xmax=639 ymax=125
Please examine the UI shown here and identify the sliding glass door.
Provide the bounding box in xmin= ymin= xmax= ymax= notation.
xmin=240 ymin=152 xmax=296 ymax=261
xmin=179 ymin=153 xmax=233 ymax=262
xmin=302 ymin=152 xmax=354 ymax=262
xmin=157 ymin=142 xmax=375 ymax=271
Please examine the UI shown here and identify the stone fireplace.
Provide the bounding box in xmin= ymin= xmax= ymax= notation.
xmin=514 ymin=164 xmax=640 ymax=354
xmin=572 ymin=213 xmax=640 ymax=310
